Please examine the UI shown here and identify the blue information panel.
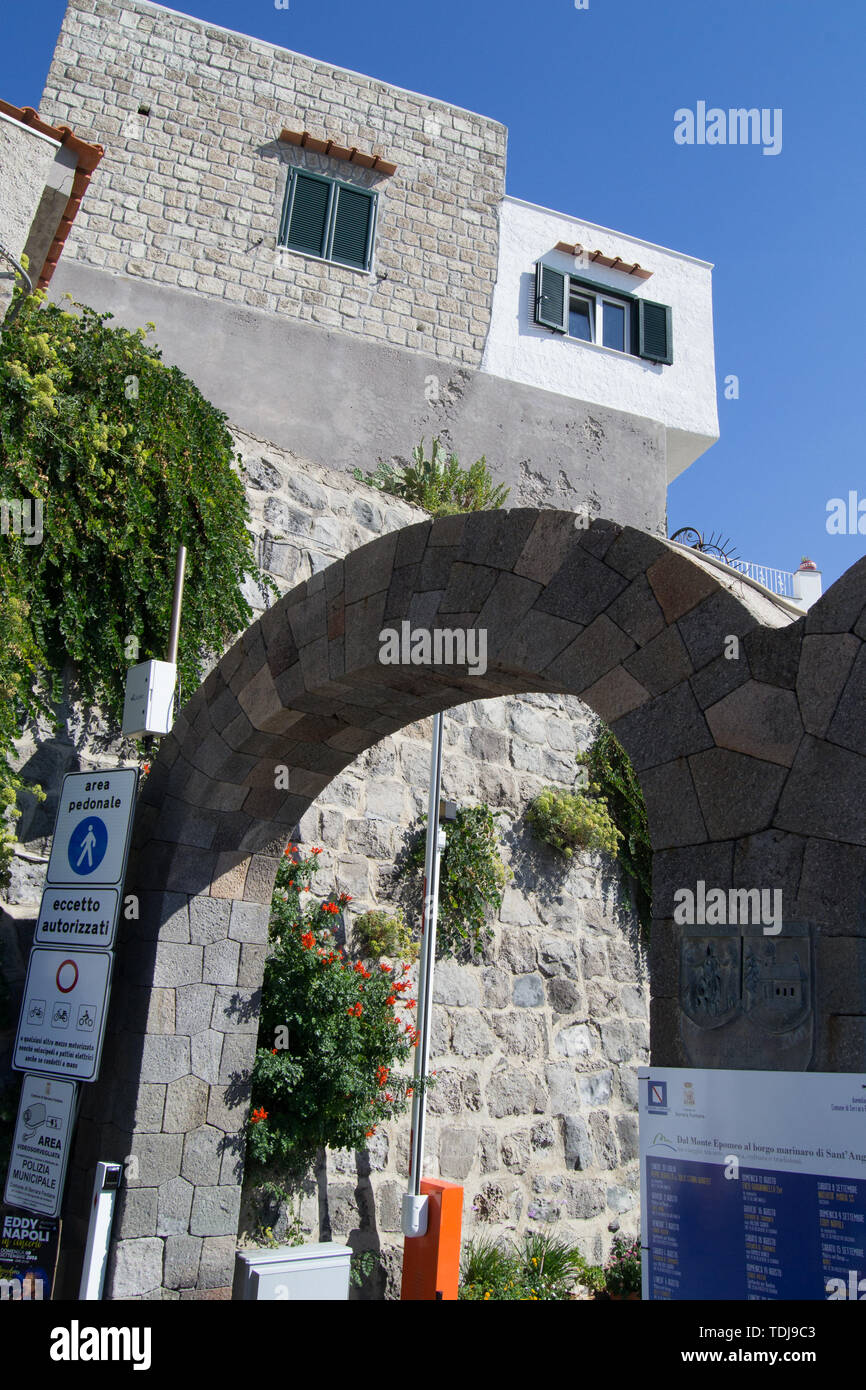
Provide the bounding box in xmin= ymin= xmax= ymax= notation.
xmin=639 ymin=1068 xmax=866 ymax=1301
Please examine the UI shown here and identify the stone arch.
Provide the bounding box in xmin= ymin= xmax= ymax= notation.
xmin=58 ymin=513 xmax=866 ymax=1297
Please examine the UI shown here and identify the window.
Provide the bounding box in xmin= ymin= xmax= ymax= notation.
xmin=278 ymin=169 xmax=377 ymax=271
xmin=534 ymin=261 xmax=673 ymax=364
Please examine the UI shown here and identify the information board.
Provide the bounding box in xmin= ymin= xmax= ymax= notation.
xmin=45 ymin=768 xmax=138 ymax=889
xmin=639 ymin=1067 xmax=866 ymax=1300
xmin=13 ymin=948 xmax=113 ymax=1081
xmin=4 ymin=1075 xmax=78 ymax=1218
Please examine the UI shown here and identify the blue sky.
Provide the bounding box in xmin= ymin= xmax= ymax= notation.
xmin=2 ymin=0 xmax=864 ymax=588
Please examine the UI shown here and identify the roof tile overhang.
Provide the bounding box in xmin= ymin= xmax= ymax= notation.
xmin=0 ymin=100 xmax=104 ymax=289
xmin=279 ymin=127 xmax=397 ymax=176
xmin=554 ymin=240 xmax=652 ymax=280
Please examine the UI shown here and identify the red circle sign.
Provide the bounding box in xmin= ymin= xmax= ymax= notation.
xmin=56 ymin=959 xmax=79 ymax=993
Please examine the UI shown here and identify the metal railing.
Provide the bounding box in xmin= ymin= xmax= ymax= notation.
xmin=721 ymin=558 xmax=796 ymax=599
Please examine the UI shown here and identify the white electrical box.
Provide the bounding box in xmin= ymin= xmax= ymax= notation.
xmin=232 ymin=1243 xmax=352 ymax=1301
xmin=121 ymin=659 xmax=177 ymax=737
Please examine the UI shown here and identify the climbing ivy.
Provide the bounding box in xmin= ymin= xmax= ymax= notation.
xmin=0 ymin=291 xmax=270 ymax=881
xmin=403 ymin=804 xmax=510 ymax=958
xmin=581 ymin=726 xmax=652 ymax=936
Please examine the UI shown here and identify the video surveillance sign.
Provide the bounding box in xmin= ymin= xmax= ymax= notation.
xmin=4 ymin=1075 xmax=78 ymax=1218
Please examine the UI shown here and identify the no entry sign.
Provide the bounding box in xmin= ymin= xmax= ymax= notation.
xmin=45 ymin=769 xmax=138 ymax=889
xmin=13 ymin=948 xmax=113 ymax=1081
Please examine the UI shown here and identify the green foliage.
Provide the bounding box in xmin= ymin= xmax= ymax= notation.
xmin=604 ymin=1234 xmax=642 ymax=1296
xmin=404 ymin=804 xmax=510 ymax=958
xmin=460 ymin=1231 xmax=589 ymax=1301
xmin=353 ymin=437 xmax=509 ymax=517
xmin=247 ymin=847 xmax=419 ymax=1174
xmin=0 ymin=292 xmax=269 ymax=881
xmin=526 ymin=784 xmax=622 ymax=859
xmin=582 ymin=726 xmax=652 ymax=935
xmin=349 ymin=1250 xmax=379 ymax=1288
xmin=352 ymin=906 xmax=419 ymax=964
xmin=251 ymin=1179 xmax=305 ymax=1248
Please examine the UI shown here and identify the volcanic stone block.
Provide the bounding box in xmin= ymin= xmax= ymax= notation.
xmin=796 ymin=633 xmax=859 ymax=737
xmin=105 ymin=1238 xmax=164 ymax=1299
xmin=515 ymin=512 xmax=583 ymax=585
xmin=439 ymin=1127 xmax=477 ymax=1180
xmin=163 ymin=1075 xmax=210 ymax=1133
xmin=646 ymin=550 xmax=718 ymax=624
xmin=181 ymin=1126 xmax=225 ymax=1186
xmin=563 ymin=1115 xmax=593 ymax=1170
xmin=157 ymin=1176 xmax=195 ymax=1236
xmin=705 ymin=681 xmax=804 ymax=766
xmin=639 ymin=759 xmax=707 ymax=849
xmin=164 ymin=1235 xmax=203 ymax=1290
xmin=614 ymin=682 xmax=713 ymax=772
xmin=513 ymin=974 xmax=545 ymax=1008
xmin=545 ymin=614 xmax=635 ymax=693
xmin=625 ymin=624 xmax=693 ymax=696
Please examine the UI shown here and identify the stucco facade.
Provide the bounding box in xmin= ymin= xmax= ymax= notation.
xmin=37 ymin=0 xmax=718 ymax=532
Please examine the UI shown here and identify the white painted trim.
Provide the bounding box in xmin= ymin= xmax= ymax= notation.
xmin=0 ymin=110 xmax=61 ymax=147
xmin=122 ymin=0 xmax=506 ymax=129
xmin=504 ymin=194 xmax=714 ymax=268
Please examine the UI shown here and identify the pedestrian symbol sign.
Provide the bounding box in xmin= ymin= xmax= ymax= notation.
xmin=67 ymin=816 xmax=108 ymax=876
xmin=46 ymin=769 xmax=138 ymax=889
xmin=13 ymin=948 xmax=113 ymax=1081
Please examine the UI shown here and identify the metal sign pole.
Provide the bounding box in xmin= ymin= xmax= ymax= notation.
xmin=402 ymin=711 xmax=444 ymax=1235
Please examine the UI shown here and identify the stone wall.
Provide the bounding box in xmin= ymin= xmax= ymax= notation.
xmin=39 ymin=0 xmax=506 ymax=367
xmin=2 ymin=426 xmax=647 ymax=1297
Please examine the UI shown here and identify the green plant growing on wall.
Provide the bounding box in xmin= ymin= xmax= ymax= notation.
xmin=526 ymin=784 xmax=621 ymax=859
xmin=352 ymin=906 xmax=419 ymax=964
xmin=353 ymin=437 xmax=509 ymax=517
xmin=402 ymin=804 xmax=510 ymax=958
xmin=247 ymin=847 xmax=418 ymax=1174
xmin=581 ymin=726 xmax=652 ymax=935
xmin=526 ymin=726 xmax=652 ymax=937
xmin=0 ymin=291 xmax=270 ymax=882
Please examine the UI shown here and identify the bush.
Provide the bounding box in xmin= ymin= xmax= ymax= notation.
xmin=353 ymin=437 xmax=509 ymax=517
xmin=604 ymin=1234 xmax=642 ymax=1297
xmin=352 ymin=907 xmax=419 ymax=964
xmin=526 ymin=784 xmax=621 ymax=859
xmin=460 ymin=1231 xmax=592 ymax=1301
xmin=403 ymin=804 xmax=510 ymax=958
xmin=0 ymin=291 xmax=269 ymax=882
xmin=246 ymin=846 xmax=421 ymax=1174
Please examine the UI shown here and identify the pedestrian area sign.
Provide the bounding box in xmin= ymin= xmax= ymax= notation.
xmin=4 ymin=1075 xmax=78 ymax=1218
xmin=13 ymin=948 xmax=113 ymax=1081
xmin=45 ymin=769 xmax=138 ymax=889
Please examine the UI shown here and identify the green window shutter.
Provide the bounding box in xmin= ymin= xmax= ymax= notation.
xmin=283 ymin=172 xmax=331 ymax=257
xmin=534 ymin=261 xmax=568 ymax=332
xmin=636 ymin=298 xmax=673 ymax=364
xmin=329 ymin=185 xmax=375 ymax=269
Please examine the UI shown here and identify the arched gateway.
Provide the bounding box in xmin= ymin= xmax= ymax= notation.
xmin=57 ymin=512 xmax=866 ymax=1297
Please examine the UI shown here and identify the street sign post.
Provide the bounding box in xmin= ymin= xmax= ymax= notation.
xmin=13 ymin=948 xmax=113 ymax=1081
xmin=4 ymin=1075 xmax=78 ymax=1219
xmin=45 ymin=769 xmax=138 ymax=889
xmin=34 ymin=887 xmax=120 ymax=950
